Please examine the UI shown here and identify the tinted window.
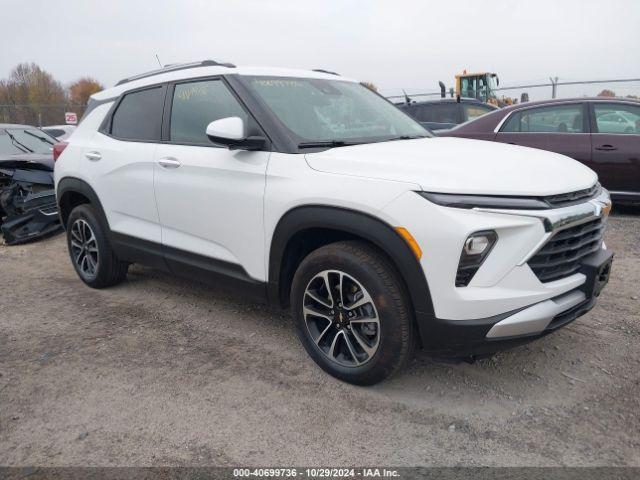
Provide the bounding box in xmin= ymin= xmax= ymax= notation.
xmin=170 ymin=80 xmax=248 ymax=144
xmin=463 ymin=103 xmax=493 ymax=121
xmin=594 ymin=103 xmax=640 ymax=134
xmin=111 ymin=86 xmax=164 ymax=141
xmin=502 ymin=104 xmax=585 ymax=133
xmin=415 ymin=103 xmax=459 ymax=123
xmin=43 ymin=128 xmax=66 ymax=138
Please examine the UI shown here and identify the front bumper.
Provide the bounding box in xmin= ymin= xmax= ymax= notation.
xmin=424 ymin=248 xmax=612 ymax=357
xmin=380 ymin=187 xmax=612 ymax=355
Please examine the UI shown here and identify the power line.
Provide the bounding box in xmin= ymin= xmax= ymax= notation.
xmin=386 ymin=77 xmax=640 ymax=100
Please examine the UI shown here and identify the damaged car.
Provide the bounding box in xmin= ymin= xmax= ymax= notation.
xmin=0 ymin=124 xmax=62 ymax=245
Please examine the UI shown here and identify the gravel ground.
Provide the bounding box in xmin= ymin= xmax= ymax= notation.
xmin=0 ymin=211 xmax=638 ymax=467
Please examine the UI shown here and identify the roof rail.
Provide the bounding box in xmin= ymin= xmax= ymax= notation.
xmin=312 ymin=69 xmax=340 ymax=76
xmin=115 ymin=60 xmax=236 ymax=86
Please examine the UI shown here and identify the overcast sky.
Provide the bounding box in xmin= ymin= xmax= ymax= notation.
xmin=3 ymin=0 xmax=639 ymax=100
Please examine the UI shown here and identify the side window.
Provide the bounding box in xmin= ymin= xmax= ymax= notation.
xmin=501 ymin=104 xmax=585 ymax=133
xmin=170 ymin=80 xmax=248 ymax=144
xmin=594 ymin=103 xmax=640 ymax=134
xmin=110 ymin=86 xmax=164 ymax=141
xmin=463 ymin=103 xmax=493 ymax=121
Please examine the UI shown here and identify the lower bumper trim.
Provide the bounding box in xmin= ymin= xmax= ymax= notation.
xmin=485 ymin=290 xmax=586 ymax=339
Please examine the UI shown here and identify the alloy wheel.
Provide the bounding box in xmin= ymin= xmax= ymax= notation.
xmin=70 ymin=219 xmax=99 ymax=278
xmin=303 ymin=270 xmax=380 ymax=367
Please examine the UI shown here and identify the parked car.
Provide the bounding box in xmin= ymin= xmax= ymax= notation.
xmin=41 ymin=125 xmax=76 ymax=141
xmin=397 ymin=98 xmax=498 ymax=131
xmin=0 ymin=124 xmax=61 ymax=244
xmin=440 ymin=98 xmax=640 ymax=204
xmin=55 ymin=61 xmax=612 ymax=385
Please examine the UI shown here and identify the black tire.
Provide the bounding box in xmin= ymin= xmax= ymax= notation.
xmin=66 ymin=204 xmax=128 ymax=288
xmin=291 ymin=240 xmax=415 ymax=385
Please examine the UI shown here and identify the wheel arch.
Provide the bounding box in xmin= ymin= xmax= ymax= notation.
xmin=57 ymin=177 xmax=109 ymax=230
xmin=268 ymin=205 xmax=436 ymax=335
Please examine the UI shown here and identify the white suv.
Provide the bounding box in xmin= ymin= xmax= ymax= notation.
xmin=54 ymin=60 xmax=613 ymax=385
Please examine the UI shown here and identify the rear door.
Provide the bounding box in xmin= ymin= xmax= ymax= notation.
xmin=89 ymin=85 xmax=165 ymax=246
xmin=495 ymin=102 xmax=592 ymax=166
xmin=590 ymin=102 xmax=640 ymax=194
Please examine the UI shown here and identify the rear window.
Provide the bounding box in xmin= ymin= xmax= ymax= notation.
xmin=110 ymin=86 xmax=165 ymax=141
xmin=413 ymin=103 xmax=459 ymax=124
xmin=43 ymin=128 xmax=66 ymax=138
xmin=463 ymin=103 xmax=494 ymax=121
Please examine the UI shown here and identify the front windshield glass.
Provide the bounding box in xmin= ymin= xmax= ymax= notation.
xmin=243 ymin=76 xmax=430 ymax=146
xmin=3 ymin=128 xmax=56 ymax=154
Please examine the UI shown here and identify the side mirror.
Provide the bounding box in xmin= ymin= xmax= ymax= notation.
xmin=205 ymin=117 xmax=266 ymax=151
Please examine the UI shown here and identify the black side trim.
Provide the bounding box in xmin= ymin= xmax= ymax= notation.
xmin=110 ymin=232 xmax=169 ymax=271
xmin=110 ymin=232 xmax=267 ymax=301
xmin=163 ymin=243 xmax=267 ymax=301
xmin=268 ymin=205 xmax=436 ymax=338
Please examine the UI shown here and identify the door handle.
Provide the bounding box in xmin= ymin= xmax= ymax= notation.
xmin=158 ymin=157 xmax=181 ymax=169
xmin=85 ymin=151 xmax=102 ymax=161
xmin=595 ymin=145 xmax=617 ymax=151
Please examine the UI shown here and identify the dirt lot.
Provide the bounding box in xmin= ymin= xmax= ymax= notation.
xmin=1 ymin=212 xmax=639 ymax=467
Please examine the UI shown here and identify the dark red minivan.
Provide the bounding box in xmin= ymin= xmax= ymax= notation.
xmin=440 ymin=98 xmax=640 ymax=205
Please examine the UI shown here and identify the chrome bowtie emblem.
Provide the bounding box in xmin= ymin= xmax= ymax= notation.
xmin=589 ymin=199 xmax=612 ymax=218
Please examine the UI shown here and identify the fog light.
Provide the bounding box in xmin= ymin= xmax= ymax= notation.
xmin=464 ymin=235 xmax=491 ymax=255
xmin=456 ymin=231 xmax=498 ymax=287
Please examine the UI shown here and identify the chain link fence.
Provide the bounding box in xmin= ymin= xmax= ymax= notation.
xmin=0 ymin=104 xmax=86 ymax=126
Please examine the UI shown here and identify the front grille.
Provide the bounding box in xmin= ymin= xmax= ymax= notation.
xmin=545 ymin=184 xmax=601 ymax=208
xmin=528 ymin=217 xmax=606 ymax=283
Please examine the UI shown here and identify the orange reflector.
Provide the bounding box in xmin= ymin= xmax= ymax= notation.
xmin=395 ymin=227 xmax=422 ymax=259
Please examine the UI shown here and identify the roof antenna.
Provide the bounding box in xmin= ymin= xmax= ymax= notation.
xmin=402 ymin=89 xmax=412 ymax=104
xmin=155 ymin=54 xmax=163 ymax=68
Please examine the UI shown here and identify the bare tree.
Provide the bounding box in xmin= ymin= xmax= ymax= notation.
xmin=0 ymin=63 xmax=66 ymax=125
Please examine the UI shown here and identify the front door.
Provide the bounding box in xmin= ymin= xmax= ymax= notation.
xmin=153 ymin=78 xmax=270 ymax=282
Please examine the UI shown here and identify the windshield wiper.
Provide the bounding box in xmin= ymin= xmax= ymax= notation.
xmin=4 ymin=130 xmax=33 ymax=153
xmin=386 ymin=135 xmax=429 ymax=141
xmin=298 ymin=140 xmax=359 ymax=149
xmin=25 ymin=130 xmax=55 ymax=145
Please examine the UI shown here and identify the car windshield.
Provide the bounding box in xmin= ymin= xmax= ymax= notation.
xmin=242 ymin=76 xmax=430 ymax=148
xmin=0 ymin=128 xmax=56 ymax=155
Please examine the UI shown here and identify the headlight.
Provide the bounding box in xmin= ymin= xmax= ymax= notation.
xmin=418 ymin=191 xmax=549 ymax=210
xmin=456 ymin=231 xmax=497 ymax=287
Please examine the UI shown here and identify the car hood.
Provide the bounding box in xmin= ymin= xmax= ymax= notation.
xmin=0 ymin=153 xmax=54 ymax=172
xmin=304 ymin=137 xmax=597 ymax=196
